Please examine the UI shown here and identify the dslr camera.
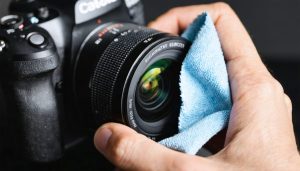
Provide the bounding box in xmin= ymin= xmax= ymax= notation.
xmin=0 ymin=0 xmax=189 ymax=162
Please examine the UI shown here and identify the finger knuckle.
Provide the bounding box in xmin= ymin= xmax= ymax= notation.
xmin=285 ymin=94 xmax=292 ymax=104
xmin=169 ymin=157 xmax=193 ymax=171
xmin=167 ymin=7 xmax=181 ymax=16
xmin=251 ymin=77 xmax=283 ymax=97
xmin=235 ymin=70 xmax=285 ymax=102
xmin=172 ymin=162 xmax=190 ymax=171
xmin=272 ymin=79 xmax=284 ymax=92
xmin=213 ymin=2 xmax=233 ymax=13
xmin=110 ymin=134 xmax=135 ymax=167
xmin=284 ymin=94 xmax=293 ymax=108
xmin=174 ymin=164 xmax=190 ymax=171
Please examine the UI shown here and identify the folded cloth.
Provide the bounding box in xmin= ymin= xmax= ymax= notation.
xmin=159 ymin=13 xmax=232 ymax=154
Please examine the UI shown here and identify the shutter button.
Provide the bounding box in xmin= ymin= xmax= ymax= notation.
xmin=28 ymin=33 xmax=47 ymax=48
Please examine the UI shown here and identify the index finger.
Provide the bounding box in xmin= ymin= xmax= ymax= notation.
xmin=148 ymin=2 xmax=273 ymax=101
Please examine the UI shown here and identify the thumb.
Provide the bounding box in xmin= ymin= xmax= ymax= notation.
xmin=94 ymin=123 xmax=213 ymax=171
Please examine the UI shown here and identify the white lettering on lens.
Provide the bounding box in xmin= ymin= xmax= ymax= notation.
xmin=79 ymin=0 xmax=118 ymax=14
xmin=169 ymin=42 xmax=185 ymax=48
xmin=145 ymin=44 xmax=168 ymax=63
xmin=129 ymin=110 xmax=137 ymax=128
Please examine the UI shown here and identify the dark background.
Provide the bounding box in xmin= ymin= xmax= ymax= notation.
xmin=1 ymin=0 xmax=300 ymax=170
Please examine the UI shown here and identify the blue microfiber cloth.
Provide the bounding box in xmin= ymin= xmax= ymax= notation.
xmin=159 ymin=13 xmax=232 ymax=154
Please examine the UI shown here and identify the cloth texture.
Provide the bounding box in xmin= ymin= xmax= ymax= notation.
xmin=159 ymin=13 xmax=232 ymax=154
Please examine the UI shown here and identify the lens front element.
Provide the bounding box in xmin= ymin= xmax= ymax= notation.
xmin=139 ymin=66 xmax=165 ymax=104
xmin=136 ymin=59 xmax=172 ymax=121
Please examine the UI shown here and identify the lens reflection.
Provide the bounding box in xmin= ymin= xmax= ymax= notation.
xmin=136 ymin=59 xmax=174 ymax=121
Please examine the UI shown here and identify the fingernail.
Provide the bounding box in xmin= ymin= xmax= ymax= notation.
xmin=95 ymin=127 xmax=112 ymax=152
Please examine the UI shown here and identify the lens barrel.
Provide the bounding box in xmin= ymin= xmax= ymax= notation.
xmin=74 ymin=23 xmax=189 ymax=140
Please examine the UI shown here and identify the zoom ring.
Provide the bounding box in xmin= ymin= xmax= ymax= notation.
xmin=91 ymin=24 xmax=160 ymax=121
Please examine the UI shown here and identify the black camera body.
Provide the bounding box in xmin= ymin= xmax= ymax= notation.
xmin=0 ymin=0 xmax=189 ymax=163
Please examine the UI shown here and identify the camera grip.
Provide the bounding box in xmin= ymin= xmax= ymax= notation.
xmin=2 ymin=54 xmax=63 ymax=162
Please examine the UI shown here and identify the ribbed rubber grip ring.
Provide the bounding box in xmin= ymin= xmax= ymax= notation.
xmin=91 ymin=25 xmax=160 ymax=119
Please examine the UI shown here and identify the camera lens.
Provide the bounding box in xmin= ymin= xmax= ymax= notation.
xmin=73 ymin=23 xmax=189 ymax=140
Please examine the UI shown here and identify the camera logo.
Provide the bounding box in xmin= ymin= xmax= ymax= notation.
xmin=75 ymin=0 xmax=121 ymax=24
xmin=78 ymin=0 xmax=118 ymax=14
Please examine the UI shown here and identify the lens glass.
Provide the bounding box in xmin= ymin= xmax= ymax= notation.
xmin=138 ymin=59 xmax=170 ymax=107
xmin=136 ymin=59 xmax=176 ymax=121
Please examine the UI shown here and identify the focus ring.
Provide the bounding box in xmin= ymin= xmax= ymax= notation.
xmin=91 ymin=25 xmax=159 ymax=120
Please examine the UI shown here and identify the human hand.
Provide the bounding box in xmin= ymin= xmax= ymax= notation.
xmin=94 ymin=3 xmax=300 ymax=170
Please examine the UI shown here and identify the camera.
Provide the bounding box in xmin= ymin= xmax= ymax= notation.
xmin=0 ymin=0 xmax=189 ymax=162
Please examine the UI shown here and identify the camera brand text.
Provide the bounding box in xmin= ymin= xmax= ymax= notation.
xmin=79 ymin=0 xmax=118 ymax=14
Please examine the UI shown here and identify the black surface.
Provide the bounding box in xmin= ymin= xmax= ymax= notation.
xmin=0 ymin=0 xmax=300 ymax=170
xmin=143 ymin=0 xmax=300 ymax=60
xmin=1 ymin=139 xmax=114 ymax=171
